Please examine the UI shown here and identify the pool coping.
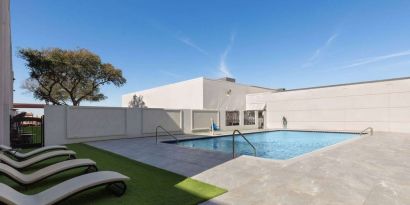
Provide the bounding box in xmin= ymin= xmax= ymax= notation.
xmin=162 ymin=129 xmax=361 ymax=143
xmin=241 ymin=132 xmax=369 ymax=165
xmin=160 ymin=129 xmax=370 ymax=164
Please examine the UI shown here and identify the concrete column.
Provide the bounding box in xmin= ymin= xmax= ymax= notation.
xmin=0 ymin=0 xmax=12 ymax=145
xmin=254 ymin=111 xmax=259 ymax=128
xmin=239 ymin=110 xmax=244 ymax=127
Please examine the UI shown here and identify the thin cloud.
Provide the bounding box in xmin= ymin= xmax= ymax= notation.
xmin=148 ymin=21 xmax=208 ymax=55
xmin=158 ymin=70 xmax=182 ymax=78
xmin=218 ymin=32 xmax=236 ymax=77
xmin=177 ymin=36 xmax=208 ymax=55
xmin=303 ymin=33 xmax=338 ymax=68
xmin=334 ymin=50 xmax=410 ymax=70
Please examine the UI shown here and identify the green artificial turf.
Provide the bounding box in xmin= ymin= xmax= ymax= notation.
xmin=0 ymin=143 xmax=226 ymax=205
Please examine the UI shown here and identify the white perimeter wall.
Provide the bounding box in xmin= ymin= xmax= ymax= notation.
xmin=121 ymin=77 xmax=204 ymax=109
xmin=247 ymin=78 xmax=410 ymax=133
xmin=0 ymin=0 xmax=12 ymax=145
xmin=45 ymin=106 xmax=184 ymax=145
xmin=45 ymin=106 xmax=260 ymax=145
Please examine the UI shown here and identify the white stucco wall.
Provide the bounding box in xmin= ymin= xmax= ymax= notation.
xmin=0 ymin=0 xmax=12 ymax=145
xmin=122 ymin=77 xmax=204 ymax=109
xmin=247 ymin=78 xmax=410 ymax=133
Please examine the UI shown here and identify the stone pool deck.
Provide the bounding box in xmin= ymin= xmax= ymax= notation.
xmin=88 ymin=132 xmax=410 ymax=205
xmin=194 ymin=132 xmax=410 ymax=205
xmin=87 ymin=136 xmax=232 ymax=176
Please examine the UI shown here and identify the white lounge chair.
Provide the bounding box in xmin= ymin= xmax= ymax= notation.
xmin=0 ymin=159 xmax=97 ymax=186
xmin=0 ymin=145 xmax=67 ymax=161
xmin=0 ymin=150 xmax=76 ymax=170
xmin=0 ymin=171 xmax=129 ymax=205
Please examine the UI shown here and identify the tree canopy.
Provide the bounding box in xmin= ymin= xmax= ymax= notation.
xmin=19 ymin=48 xmax=126 ymax=106
xmin=128 ymin=95 xmax=146 ymax=108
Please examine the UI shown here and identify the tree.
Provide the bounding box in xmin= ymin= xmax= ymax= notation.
xmin=19 ymin=48 xmax=126 ymax=106
xmin=128 ymin=95 xmax=146 ymax=108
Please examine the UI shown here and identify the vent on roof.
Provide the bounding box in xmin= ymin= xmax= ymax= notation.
xmin=218 ymin=77 xmax=236 ymax=83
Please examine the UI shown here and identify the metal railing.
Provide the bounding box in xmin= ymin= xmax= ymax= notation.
xmin=359 ymin=127 xmax=373 ymax=136
xmin=232 ymin=130 xmax=257 ymax=158
xmin=155 ymin=125 xmax=179 ymax=144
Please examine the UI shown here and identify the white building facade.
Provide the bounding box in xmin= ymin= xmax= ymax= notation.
xmin=122 ymin=77 xmax=276 ymax=110
xmin=123 ymin=75 xmax=410 ymax=134
xmin=0 ymin=0 xmax=13 ymax=145
xmin=247 ymin=77 xmax=410 ymax=133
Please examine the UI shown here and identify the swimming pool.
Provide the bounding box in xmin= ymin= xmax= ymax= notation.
xmin=168 ymin=131 xmax=358 ymax=160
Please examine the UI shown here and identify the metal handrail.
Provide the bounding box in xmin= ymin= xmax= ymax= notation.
xmin=359 ymin=127 xmax=373 ymax=136
xmin=156 ymin=125 xmax=179 ymax=144
xmin=232 ymin=130 xmax=257 ymax=158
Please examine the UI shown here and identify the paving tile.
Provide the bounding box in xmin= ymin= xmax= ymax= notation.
xmin=363 ymin=181 xmax=410 ymax=205
xmin=88 ymin=137 xmax=231 ymax=177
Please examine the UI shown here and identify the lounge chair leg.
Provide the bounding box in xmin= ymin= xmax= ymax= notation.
xmin=84 ymin=165 xmax=98 ymax=173
xmin=106 ymin=181 xmax=127 ymax=197
xmin=68 ymin=154 xmax=76 ymax=160
xmin=22 ymin=185 xmax=28 ymax=191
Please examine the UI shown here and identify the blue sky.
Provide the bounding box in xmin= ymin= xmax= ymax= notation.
xmin=11 ymin=0 xmax=410 ymax=107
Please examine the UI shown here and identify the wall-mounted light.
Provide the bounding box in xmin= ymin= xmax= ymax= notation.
xmin=226 ymin=89 xmax=231 ymax=96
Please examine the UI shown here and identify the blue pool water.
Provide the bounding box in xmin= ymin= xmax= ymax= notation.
xmin=170 ymin=131 xmax=357 ymax=160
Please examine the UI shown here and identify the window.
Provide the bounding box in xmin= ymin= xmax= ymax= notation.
xmin=226 ymin=111 xmax=240 ymax=126
xmin=244 ymin=111 xmax=255 ymax=125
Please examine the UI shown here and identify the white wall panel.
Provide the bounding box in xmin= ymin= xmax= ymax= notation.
xmin=67 ymin=107 xmax=126 ymax=138
xmin=192 ymin=110 xmax=219 ymax=131
xmin=142 ymin=109 xmax=182 ymax=134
